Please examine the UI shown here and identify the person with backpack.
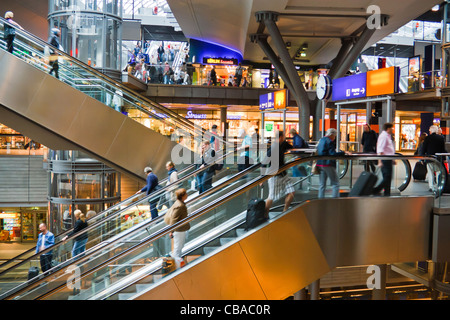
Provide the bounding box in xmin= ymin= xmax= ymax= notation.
xmin=3 ymin=11 xmax=23 ymax=53
xmin=316 ymin=128 xmax=347 ymax=198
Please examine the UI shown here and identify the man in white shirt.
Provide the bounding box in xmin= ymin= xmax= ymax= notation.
xmin=373 ymin=123 xmax=395 ymax=196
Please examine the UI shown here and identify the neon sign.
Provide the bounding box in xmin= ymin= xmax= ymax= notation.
xmin=203 ymin=57 xmax=238 ymax=65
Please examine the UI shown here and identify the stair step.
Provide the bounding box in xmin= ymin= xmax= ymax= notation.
xmin=136 ymin=283 xmax=150 ymax=293
xmin=219 ymin=237 xmax=235 ymax=246
xmin=186 ymin=255 xmax=201 ymax=263
xmin=269 ymin=211 xmax=282 ymax=219
xmin=118 ymin=292 xmax=135 ymax=300
xmin=203 ymin=246 xmax=219 ymax=255
xmin=236 ymin=228 xmax=246 ymax=237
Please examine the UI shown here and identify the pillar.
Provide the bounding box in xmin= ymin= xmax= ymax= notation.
xmin=220 ymin=107 xmax=228 ymax=141
xmin=310 ymin=279 xmax=320 ymax=300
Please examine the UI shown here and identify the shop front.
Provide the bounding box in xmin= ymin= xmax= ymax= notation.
xmin=0 ymin=208 xmax=47 ymax=243
xmin=394 ymin=112 xmax=441 ymax=153
xmin=176 ymin=108 xmax=261 ymax=139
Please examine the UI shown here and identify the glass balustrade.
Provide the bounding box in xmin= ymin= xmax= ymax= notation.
xmin=1 ymin=154 xmax=445 ymax=300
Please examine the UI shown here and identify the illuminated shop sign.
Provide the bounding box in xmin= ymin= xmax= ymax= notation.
xmin=185 ymin=110 xmax=242 ymax=120
xmin=203 ymin=57 xmax=238 ymax=65
xmin=259 ymin=89 xmax=288 ymax=111
xmin=186 ymin=111 xmax=207 ymax=119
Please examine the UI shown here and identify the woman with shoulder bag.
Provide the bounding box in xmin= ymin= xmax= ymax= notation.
xmin=164 ymin=188 xmax=190 ymax=268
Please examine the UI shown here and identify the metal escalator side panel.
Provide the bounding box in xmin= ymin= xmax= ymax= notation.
xmin=302 ymin=196 xmax=433 ymax=268
xmin=134 ymin=196 xmax=433 ymax=300
xmin=0 ymin=51 xmax=184 ymax=180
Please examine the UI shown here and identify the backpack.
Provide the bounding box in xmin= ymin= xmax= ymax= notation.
xmin=245 ymin=198 xmax=267 ymax=231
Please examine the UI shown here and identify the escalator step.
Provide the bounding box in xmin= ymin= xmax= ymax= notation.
xmin=118 ymin=292 xmax=136 ymax=300
xmin=236 ymin=228 xmax=246 ymax=237
xmin=269 ymin=211 xmax=282 ymax=219
xmin=219 ymin=237 xmax=235 ymax=246
xmin=203 ymin=246 xmax=219 ymax=255
xmin=136 ymin=283 xmax=150 ymax=293
xmin=186 ymin=255 xmax=201 ymax=263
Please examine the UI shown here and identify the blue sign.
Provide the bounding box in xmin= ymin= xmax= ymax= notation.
xmin=332 ymin=73 xmax=367 ymax=101
xmin=259 ymin=92 xmax=275 ymax=111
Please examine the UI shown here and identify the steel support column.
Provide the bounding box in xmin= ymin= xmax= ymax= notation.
xmin=250 ymin=34 xmax=297 ymax=100
xmin=332 ymin=26 xmax=377 ymax=80
xmin=256 ymin=11 xmax=311 ymax=139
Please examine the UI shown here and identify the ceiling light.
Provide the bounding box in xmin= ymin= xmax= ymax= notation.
xmin=432 ymin=5 xmax=439 ymax=11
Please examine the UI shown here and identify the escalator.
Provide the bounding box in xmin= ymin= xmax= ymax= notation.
xmin=0 ymin=18 xmax=223 ymax=180
xmin=1 ymin=154 xmax=444 ymax=300
xmin=0 ymin=147 xmax=281 ymax=298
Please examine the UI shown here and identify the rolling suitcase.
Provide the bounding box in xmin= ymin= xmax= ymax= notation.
xmin=348 ymin=171 xmax=378 ymax=197
xmin=413 ymin=161 xmax=427 ymax=181
xmin=245 ymin=198 xmax=267 ymax=231
xmin=28 ymin=266 xmax=39 ymax=280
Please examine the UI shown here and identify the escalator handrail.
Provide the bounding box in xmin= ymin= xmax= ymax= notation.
xmin=0 ymin=161 xmax=197 ymax=269
xmin=4 ymin=154 xmax=441 ymax=300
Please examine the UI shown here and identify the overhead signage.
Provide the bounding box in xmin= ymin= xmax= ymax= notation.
xmin=259 ymin=89 xmax=288 ymax=111
xmin=366 ymin=66 xmax=399 ymax=97
xmin=332 ymin=67 xmax=399 ymax=101
xmin=203 ymin=57 xmax=238 ymax=65
xmin=332 ymin=73 xmax=367 ymax=101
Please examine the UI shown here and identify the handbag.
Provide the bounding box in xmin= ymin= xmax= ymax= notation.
xmin=311 ymin=161 xmax=320 ymax=174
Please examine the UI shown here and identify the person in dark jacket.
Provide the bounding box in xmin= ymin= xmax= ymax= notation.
xmin=420 ymin=125 xmax=446 ymax=192
xmin=289 ymin=128 xmax=308 ymax=179
xmin=289 ymin=128 xmax=308 ymax=149
xmin=48 ymin=28 xmax=61 ymax=79
xmin=62 ymin=209 xmax=88 ymax=258
xmin=361 ymin=124 xmax=378 ymax=172
xmin=197 ymin=141 xmax=216 ymax=194
xmin=136 ymin=167 xmax=160 ymax=219
xmin=4 ymin=11 xmax=23 ymax=53
xmin=316 ymin=128 xmax=347 ymax=198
